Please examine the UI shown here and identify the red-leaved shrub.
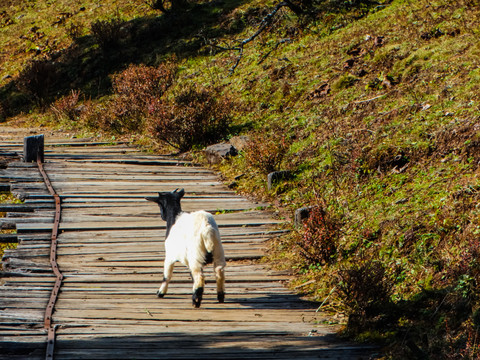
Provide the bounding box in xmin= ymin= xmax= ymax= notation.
xmin=244 ymin=131 xmax=291 ymax=174
xmin=85 ymin=63 xmax=176 ymax=134
xmin=296 ymin=205 xmax=340 ymax=265
xmin=112 ymin=63 xmax=176 ymax=106
xmin=336 ymin=260 xmax=393 ymax=330
xmin=16 ymin=60 xmax=60 ymax=107
xmin=51 ymin=90 xmax=82 ymax=121
xmin=91 ymin=18 xmax=125 ymax=50
xmin=149 ymin=86 xmax=232 ymax=152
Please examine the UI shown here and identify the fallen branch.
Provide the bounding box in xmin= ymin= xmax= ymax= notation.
xmin=353 ymin=93 xmax=387 ymax=104
xmin=294 ymin=279 xmax=316 ymax=289
xmin=316 ymin=286 xmax=337 ymax=312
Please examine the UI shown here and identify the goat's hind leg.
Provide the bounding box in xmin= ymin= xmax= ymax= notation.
xmin=158 ymin=259 xmax=175 ymax=298
xmin=191 ymin=265 xmax=205 ymax=308
xmin=215 ymin=262 xmax=226 ymax=303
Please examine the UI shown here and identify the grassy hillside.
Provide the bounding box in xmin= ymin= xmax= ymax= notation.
xmin=2 ymin=0 xmax=480 ymax=358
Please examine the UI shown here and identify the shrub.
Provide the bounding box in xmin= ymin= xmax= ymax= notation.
xmin=16 ymin=60 xmax=60 ymax=107
xmin=112 ymin=63 xmax=176 ymax=109
xmin=296 ymin=205 xmax=340 ymax=265
xmin=51 ymin=90 xmax=82 ymax=122
xmin=91 ymin=18 xmax=125 ymax=50
xmin=88 ymin=63 xmax=176 ymax=134
xmin=79 ymin=98 xmax=140 ymax=134
xmin=447 ymin=236 xmax=480 ymax=302
xmin=244 ymin=130 xmax=291 ymax=174
xmin=0 ymin=103 xmax=5 ymax=123
xmin=66 ymin=22 xmax=85 ymax=40
xmin=333 ymin=73 xmax=358 ymax=90
xmin=149 ymin=86 xmax=232 ymax=152
xmin=146 ymin=0 xmax=188 ymax=13
xmin=336 ymin=260 xmax=394 ymax=330
xmin=99 ymin=97 xmax=145 ymax=133
xmin=79 ymin=101 xmax=107 ymax=131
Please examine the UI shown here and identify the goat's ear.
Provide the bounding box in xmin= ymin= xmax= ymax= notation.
xmin=177 ymin=188 xmax=185 ymax=199
xmin=145 ymin=196 xmax=159 ymax=203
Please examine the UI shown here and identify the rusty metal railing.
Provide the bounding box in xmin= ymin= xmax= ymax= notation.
xmin=37 ymin=152 xmax=63 ymax=360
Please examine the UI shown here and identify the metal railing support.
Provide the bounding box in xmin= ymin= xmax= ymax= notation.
xmin=26 ymin=135 xmax=62 ymax=360
xmin=23 ymin=134 xmax=44 ymax=163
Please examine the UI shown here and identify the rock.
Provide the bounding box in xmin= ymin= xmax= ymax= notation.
xmin=294 ymin=206 xmax=316 ymax=228
xmin=267 ymin=170 xmax=293 ymax=191
xmin=346 ymin=47 xmax=361 ymax=56
xmin=204 ymin=143 xmax=238 ymax=164
xmin=356 ymin=69 xmax=367 ymax=77
xmin=229 ymin=136 xmax=250 ymax=151
xmin=74 ymin=105 xmax=87 ymax=114
xmin=344 ymin=58 xmax=355 ymax=69
xmin=309 ymin=83 xmax=330 ymax=99
xmin=374 ymin=36 xmax=384 ymax=47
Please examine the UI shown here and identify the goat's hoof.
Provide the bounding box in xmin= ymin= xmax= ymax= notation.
xmin=217 ymin=292 xmax=225 ymax=303
xmin=192 ymin=287 xmax=203 ymax=308
xmin=157 ymin=291 xmax=165 ymax=298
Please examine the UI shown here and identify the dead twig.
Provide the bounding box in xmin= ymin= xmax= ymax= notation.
xmin=316 ymin=286 xmax=337 ymax=312
xmin=354 ymin=93 xmax=388 ymax=104
xmin=294 ymin=279 xmax=316 ymax=289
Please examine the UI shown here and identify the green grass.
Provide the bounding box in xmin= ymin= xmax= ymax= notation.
xmin=0 ymin=193 xmax=21 ymax=268
xmin=2 ymin=0 xmax=480 ymax=357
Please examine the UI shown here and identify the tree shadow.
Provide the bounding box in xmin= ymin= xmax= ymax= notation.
xmin=226 ymin=293 xmax=319 ymax=310
xmin=0 ymin=0 xmax=248 ymax=117
xmin=0 ymin=293 xmax=379 ymax=359
xmin=2 ymin=330 xmax=376 ymax=359
xmin=47 ymin=331 xmax=374 ymax=359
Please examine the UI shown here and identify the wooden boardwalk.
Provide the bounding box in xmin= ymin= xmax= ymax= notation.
xmin=0 ymin=130 xmax=376 ymax=359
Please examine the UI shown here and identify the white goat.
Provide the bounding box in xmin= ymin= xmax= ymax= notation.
xmin=146 ymin=188 xmax=226 ymax=308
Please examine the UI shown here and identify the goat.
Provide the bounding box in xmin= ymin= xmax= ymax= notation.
xmin=145 ymin=188 xmax=226 ymax=308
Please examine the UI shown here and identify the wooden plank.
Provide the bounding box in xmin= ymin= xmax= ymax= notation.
xmin=16 ymin=218 xmax=282 ymax=233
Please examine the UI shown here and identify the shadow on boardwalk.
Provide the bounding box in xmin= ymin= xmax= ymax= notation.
xmin=3 ymin=331 xmax=375 ymax=360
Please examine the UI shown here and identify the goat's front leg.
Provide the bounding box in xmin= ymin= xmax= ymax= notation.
xmin=157 ymin=258 xmax=175 ymax=298
xmin=191 ymin=265 xmax=205 ymax=308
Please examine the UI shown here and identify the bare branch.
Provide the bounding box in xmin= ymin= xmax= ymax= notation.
xmin=258 ymin=38 xmax=292 ymax=65
xmin=229 ymin=1 xmax=301 ymax=74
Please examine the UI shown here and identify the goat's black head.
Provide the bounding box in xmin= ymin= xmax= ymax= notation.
xmin=145 ymin=188 xmax=185 ymax=221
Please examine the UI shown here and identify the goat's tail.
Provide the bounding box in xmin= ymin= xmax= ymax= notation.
xmin=200 ymin=217 xmax=225 ymax=268
xmin=202 ymin=226 xmax=218 ymax=252
xmin=200 ymin=226 xmax=218 ymax=263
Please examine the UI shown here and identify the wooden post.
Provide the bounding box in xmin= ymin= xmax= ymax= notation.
xmin=23 ymin=134 xmax=44 ymax=163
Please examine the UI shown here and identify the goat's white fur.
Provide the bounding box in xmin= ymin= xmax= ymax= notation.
xmin=159 ymin=210 xmax=226 ymax=301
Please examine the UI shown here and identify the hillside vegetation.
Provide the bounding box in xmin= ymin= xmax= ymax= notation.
xmin=1 ymin=0 xmax=480 ymax=358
